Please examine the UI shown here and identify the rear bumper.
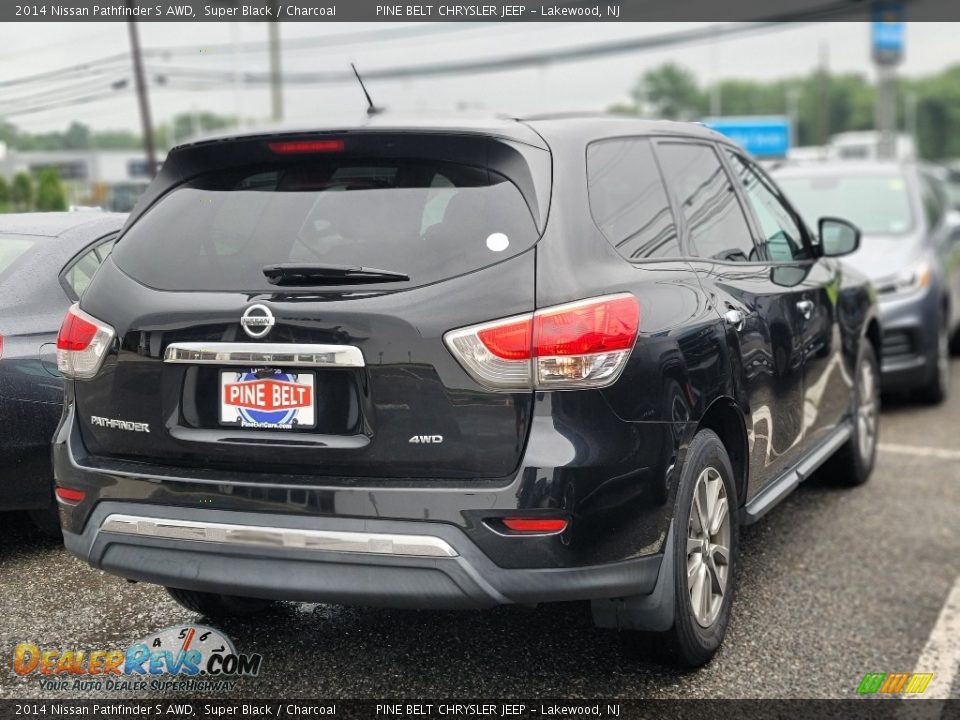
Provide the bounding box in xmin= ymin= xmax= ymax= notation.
xmin=64 ymin=502 xmax=665 ymax=610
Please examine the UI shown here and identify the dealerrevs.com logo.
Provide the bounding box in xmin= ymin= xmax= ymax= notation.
xmin=12 ymin=625 xmax=262 ymax=692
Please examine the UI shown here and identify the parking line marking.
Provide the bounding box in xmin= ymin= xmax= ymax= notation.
xmin=910 ymin=576 xmax=960 ymax=699
xmin=878 ymin=442 xmax=960 ymax=462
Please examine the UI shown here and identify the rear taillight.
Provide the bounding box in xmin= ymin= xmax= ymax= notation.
xmin=444 ymin=293 xmax=639 ymax=391
xmin=56 ymin=304 xmax=115 ymax=379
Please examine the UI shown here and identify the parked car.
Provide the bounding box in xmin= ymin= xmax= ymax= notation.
xmin=54 ymin=117 xmax=879 ymax=667
xmin=773 ymin=161 xmax=960 ymax=402
xmin=0 ymin=212 xmax=125 ymax=537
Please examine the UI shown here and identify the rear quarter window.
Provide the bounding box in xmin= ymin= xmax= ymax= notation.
xmin=111 ymin=159 xmax=540 ymax=292
xmin=586 ymin=138 xmax=680 ymax=260
xmin=0 ymin=235 xmax=37 ymax=281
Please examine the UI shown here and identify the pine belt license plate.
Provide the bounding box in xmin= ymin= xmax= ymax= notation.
xmin=220 ymin=369 xmax=316 ymax=430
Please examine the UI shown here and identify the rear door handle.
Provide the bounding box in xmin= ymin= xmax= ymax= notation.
xmin=724 ymin=309 xmax=745 ymax=332
xmin=796 ymin=299 xmax=815 ymax=320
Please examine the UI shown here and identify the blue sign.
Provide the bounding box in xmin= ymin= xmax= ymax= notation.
xmin=872 ymin=3 xmax=904 ymax=64
xmin=702 ymin=116 xmax=791 ymax=158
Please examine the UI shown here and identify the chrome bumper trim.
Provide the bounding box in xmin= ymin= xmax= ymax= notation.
xmin=100 ymin=514 xmax=458 ymax=558
xmin=163 ymin=342 xmax=365 ymax=368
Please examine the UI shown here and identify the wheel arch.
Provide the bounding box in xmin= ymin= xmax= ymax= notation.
xmin=694 ymin=397 xmax=749 ymax=509
xmin=865 ymin=316 xmax=881 ymax=362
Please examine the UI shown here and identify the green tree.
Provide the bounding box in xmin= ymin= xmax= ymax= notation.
xmin=633 ymin=63 xmax=706 ymax=120
xmin=63 ymin=121 xmax=92 ymax=150
xmin=35 ymin=169 xmax=68 ymax=211
xmin=11 ymin=172 xmax=33 ymax=211
xmin=0 ymin=176 xmax=10 ymax=210
xmin=92 ymin=129 xmax=142 ymax=150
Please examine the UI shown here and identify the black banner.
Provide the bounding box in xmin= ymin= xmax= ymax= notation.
xmin=5 ymin=0 xmax=960 ymax=23
xmin=0 ymin=700 xmax=958 ymax=720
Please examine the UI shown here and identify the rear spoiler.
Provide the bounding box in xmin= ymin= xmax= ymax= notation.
xmin=120 ymin=130 xmax=552 ymax=237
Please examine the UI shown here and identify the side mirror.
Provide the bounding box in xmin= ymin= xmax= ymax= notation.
xmin=819 ymin=217 xmax=860 ymax=257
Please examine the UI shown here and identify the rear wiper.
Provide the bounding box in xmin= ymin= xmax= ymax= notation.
xmin=262 ymin=263 xmax=410 ymax=286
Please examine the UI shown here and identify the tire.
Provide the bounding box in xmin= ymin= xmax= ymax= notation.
xmin=28 ymin=505 xmax=63 ymax=541
xmin=166 ymin=587 xmax=276 ymax=618
xmin=660 ymin=429 xmax=739 ymax=668
xmin=950 ymin=326 xmax=960 ymax=357
xmin=829 ymin=342 xmax=880 ymax=487
xmin=918 ymin=324 xmax=949 ymax=405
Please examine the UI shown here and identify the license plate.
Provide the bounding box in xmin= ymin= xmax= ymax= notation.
xmin=219 ymin=369 xmax=316 ymax=430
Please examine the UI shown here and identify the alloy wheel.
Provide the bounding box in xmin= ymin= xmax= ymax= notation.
xmin=686 ymin=467 xmax=731 ymax=628
xmin=857 ymin=357 xmax=878 ymax=463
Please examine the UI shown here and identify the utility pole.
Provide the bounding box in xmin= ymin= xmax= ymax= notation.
xmin=875 ymin=65 xmax=897 ymax=160
xmin=268 ymin=0 xmax=284 ymax=121
xmin=126 ymin=1 xmax=157 ymax=178
xmin=786 ymin=83 xmax=801 ymax=149
xmin=871 ymin=7 xmax=905 ymax=161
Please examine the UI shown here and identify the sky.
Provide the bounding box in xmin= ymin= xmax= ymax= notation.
xmin=2 ymin=21 xmax=959 ymax=133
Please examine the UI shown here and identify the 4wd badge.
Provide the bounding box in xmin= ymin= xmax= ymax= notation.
xmin=409 ymin=435 xmax=443 ymax=444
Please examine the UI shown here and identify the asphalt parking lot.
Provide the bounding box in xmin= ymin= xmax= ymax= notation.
xmin=3 ymin=365 xmax=959 ymax=701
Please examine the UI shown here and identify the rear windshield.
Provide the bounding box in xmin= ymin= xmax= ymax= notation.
xmin=776 ymin=174 xmax=915 ymax=236
xmin=112 ymin=159 xmax=539 ymax=291
xmin=0 ymin=235 xmax=37 ymax=281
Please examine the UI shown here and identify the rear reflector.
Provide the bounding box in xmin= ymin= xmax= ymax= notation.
xmin=501 ymin=518 xmax=568 ymax=533
xmin=444 ymin=293 xmax=639 ymax=391
xmin=55 ymin=487 xmax=85 ymax=505
xmin=56 ymin=304 xmax=115 ymax=379
xmin=268 ymin=139 xmax=345 ymax=154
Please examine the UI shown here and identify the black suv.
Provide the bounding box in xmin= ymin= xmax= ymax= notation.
xmin=54 ymin=117 xmax=879 ymax=666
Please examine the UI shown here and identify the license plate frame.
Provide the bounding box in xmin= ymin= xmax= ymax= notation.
xmin=219 ymin=368 xmax=317 ymax=430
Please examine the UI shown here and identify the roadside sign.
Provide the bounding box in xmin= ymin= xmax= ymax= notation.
xmin=872 ymin=3 xmax=904 ymax=65
xmin=702 ymin=116 xmax=791 ymax=158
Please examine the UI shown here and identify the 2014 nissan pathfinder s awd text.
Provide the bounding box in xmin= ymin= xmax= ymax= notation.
xmin=53 ymin=116 xmax=880 ymax=667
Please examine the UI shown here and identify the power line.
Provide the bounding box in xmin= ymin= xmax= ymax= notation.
xmin=1 ymin=19 xmax=833 ymax=120
xmin=149 ymin=21 xmax=798 ymax=85
xmin=0 ymin=23 xmax=502 ymax=89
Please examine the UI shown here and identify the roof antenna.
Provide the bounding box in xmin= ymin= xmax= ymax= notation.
xmin=351 ymin=63 xmax=382 ymax=116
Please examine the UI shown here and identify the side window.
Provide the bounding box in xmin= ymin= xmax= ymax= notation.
xmin=586 ymin=138 xmax=680 ymax=260
xmin=920 ymin=174 xmax=945 ymax=230
xmin=725 ymin=152 xmax=810 ymax=262
xmin=95 ymin=239 xmax=116 ymax=261
xmin=62 ymin=237 xmax=116 ymax=298
xmin=655 ymin=142 xmax=755 ymax=262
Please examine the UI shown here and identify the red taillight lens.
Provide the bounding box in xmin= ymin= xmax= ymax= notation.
xmin=55 ymin=487 xmax=85 ymax=505
xmin=56 ymin=304 xmax=115 ymax=379
xmin=445 ymin=294 xmax=638 ymax=391
xmin=477 ymin=318 xmax=532 ymax=360
xmin=56 ymin=310 xmax=99 ymax=351
xmin=268 ymin=139 xmax=344 ymax=154
xmin=534 ymin=295 xmax=638 ymax=357
xmin=501 ymin=517 xmax=568 ymax=533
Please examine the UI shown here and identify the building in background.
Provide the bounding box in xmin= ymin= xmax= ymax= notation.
xmin=0 ymin=149 xmax=163 ymax=212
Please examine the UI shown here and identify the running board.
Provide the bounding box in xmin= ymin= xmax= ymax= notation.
xmin=740 ymin=422 xmax=853 ymax=525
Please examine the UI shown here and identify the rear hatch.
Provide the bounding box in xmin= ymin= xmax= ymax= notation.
xmin=74 ymin=130 xmax=550 ymax=480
